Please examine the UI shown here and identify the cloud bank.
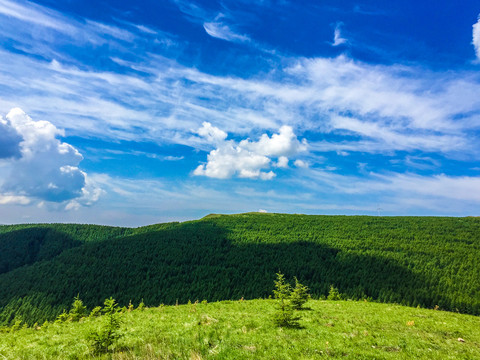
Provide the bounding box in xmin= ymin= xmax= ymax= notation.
xmin=0 ymin=108 xmax=101 ymax=207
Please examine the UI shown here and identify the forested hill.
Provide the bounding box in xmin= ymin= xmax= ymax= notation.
xmin=1 ymin=213 xmax=479 ymax=325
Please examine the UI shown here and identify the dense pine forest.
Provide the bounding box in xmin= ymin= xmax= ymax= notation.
xmin=1 ymin=213 xmax=479 ymax=326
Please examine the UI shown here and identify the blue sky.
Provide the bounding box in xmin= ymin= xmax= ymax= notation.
xmin=0 ymin=0 xmax=480 ymax=226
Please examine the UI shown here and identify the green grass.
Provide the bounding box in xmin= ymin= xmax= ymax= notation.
xmin=2 ymin=299 xmax=479 ymax=359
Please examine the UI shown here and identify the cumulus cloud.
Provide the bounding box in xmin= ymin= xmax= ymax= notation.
xmin=240 ymin=125 xmax=307 ymax=157
xmin=275 ymin=156 xmax=289 ymax=168
xmin=197 ymin=121 xmax=227 ymax=143
xmin=193 ymin=122 xmax=306 ymax=180
xmin=294 ymin=159 xmax=309 ymax=168
xmin=0 ymin=108 xmax=101 ymax=207
xmin=0 ymin=114 xmax=22 ymax=159
xmin=473 ymin=15 xmax=480 ymax=61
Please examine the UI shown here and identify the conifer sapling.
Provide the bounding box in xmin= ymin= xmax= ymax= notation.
xmin=290 ymin=277 xmax=310 ymax=310
xmin=272 ymin=272 xmax=300 ymax=327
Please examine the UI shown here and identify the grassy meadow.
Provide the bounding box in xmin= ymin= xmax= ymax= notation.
xmin=1 ymin=299 xmax=479 ymax=359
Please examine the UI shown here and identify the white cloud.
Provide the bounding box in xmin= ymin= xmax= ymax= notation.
xmin=0 ymin=108 xmax=102 ymax=206
xmin=299 ymin=167 xmax=480 ymax=205
xmin=275 ymin=156 xmax=289 ymax=168
xmin=194 ymin=123 xmax=305 ymax=180
xmin=193 ymin=143 xmax=273 ymax=179
xmin=294 ymin=159 xmax=308 ymax=168
xmin=0 ymin=0 xmax=75 ymax=32
xmin=473 ymin=15 xmax=480 ymax=61
xmin=240 ymin=125 xmax=307 ymax=157
xmin=197 ymin=121 xmax=228 ymax=143
xmin=332 ymin=23 xmax=347 ymax=46
xmin=0 ymin=194 xmax=30 ymax=205
xmin=203 ymin=20 xmax=250 ymax=43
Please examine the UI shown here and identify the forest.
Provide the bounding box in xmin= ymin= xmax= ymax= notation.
xmin=0 ymin=213 xmax=479 ymax=326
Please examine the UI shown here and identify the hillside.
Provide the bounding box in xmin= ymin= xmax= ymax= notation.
xmin=1 ymin=299 xmax=480 ymax=359
xmin=0 ymin=214 xmax=479 ymax=325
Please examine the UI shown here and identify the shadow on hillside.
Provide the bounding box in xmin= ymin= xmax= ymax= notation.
xmin=0 ymin=227 xmax=81 ymax=274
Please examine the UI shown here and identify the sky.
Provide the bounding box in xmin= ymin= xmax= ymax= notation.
xmin=0 ymin=0 xmax=480 ymax=226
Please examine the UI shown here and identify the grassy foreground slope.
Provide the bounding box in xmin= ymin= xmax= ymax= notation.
xmin=1 ymin=299 xmax=480 ymax=359
xmin=0 ymin=214 xmax=479 ymax=325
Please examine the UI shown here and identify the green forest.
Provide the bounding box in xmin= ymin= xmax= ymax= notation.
xmin=1 ymin=213 xmax=479 ymax=326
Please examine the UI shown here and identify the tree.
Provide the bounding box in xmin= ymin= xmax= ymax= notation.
xmin=327 ymin=285 xmax=341 ymax=300
xmin=69 ymin=295 xmax=87 ymax=322
xmin=272 ymin=272 xmax=300 ymax=327
xmin=290 ymin=277 xmax=310 ymax=310
xmin=89 ymin=298 xmax=122 ymax=354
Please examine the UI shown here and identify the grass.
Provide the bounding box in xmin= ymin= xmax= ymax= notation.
xmin=1 ymin=299 xmax=479 ymax=359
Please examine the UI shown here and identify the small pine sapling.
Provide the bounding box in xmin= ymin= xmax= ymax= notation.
xmin=272 ymin=272 xmax=300 ymax=328
xmin=69 ymin=295 xmax=87 ymax=322
xmin=55 ymin=309 xmax=69 ymax=323
xmin=290 ymin=277 xmax=311 ymax=310
xmin=89 ymin=297 xmax=122 ymax=354
xmin=89 ymin=306 xmax=102 ymax=318
xmin=9 ymin=318 xmax=23 ymax=332
xmin=327 ymin=285 xmax=341 ymax=300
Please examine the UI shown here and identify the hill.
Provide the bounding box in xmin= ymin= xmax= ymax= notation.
xmin=1 ymin=299 xmax=480 ymax=359
xmin=0 ymin=214 xmax=479 ymax=325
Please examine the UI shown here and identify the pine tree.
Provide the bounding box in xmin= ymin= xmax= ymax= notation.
xmin=272 ymin=272 xmax=300 ymax=327
xmin=290 ymin=277 xmax=310 ymax=310
xmin=68 ymin=295 xmax=87 ymax=322
xmin=327 ymin=285 xmax=341 ymax=300
xmin=89 ymin=298 xmax=121 ymax=354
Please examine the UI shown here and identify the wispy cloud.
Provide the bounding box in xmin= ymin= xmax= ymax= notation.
xmin=473 ymin=14 xmax=480 ymax=61
xmin=2 ymin=45 xmax=480 ymax=160
xmin=332 ymin=22 xmax=347 ymax=46
xmin=352 ymin=5 xmax=387 ymax=16
xmin=0 ymin=0 xmax=75 ymax=32
xmin=204 ymin=20 xmax=250 ymax=43
xmin=172 ymin=1 xmax=253 ymax=45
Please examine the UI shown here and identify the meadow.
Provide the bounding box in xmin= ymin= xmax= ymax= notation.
xmin=1 ymin=299 xmax=479 ymax=359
